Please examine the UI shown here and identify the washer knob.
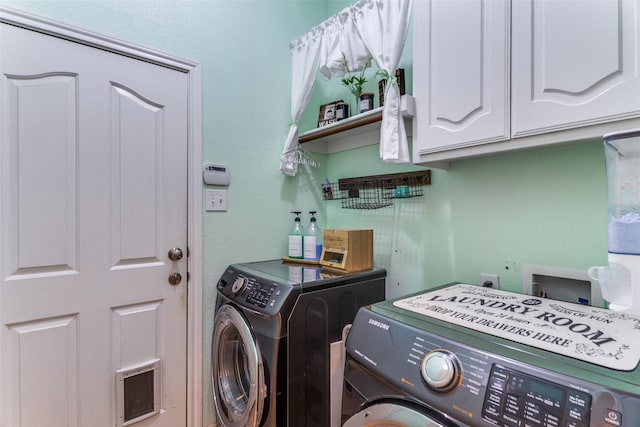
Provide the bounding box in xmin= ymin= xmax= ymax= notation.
xmin=420 ymin=350 xmax=461 ymax=392
xmin=231 ymin=277 xmax=247 ymax=294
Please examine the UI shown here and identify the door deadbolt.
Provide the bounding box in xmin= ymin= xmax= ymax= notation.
xmin=168 ymin=247 xmax=183 ymax=261
xmin=168 ymin=272 xmax=182 ymax=285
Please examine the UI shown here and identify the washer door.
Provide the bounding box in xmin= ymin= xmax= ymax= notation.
xmin=211 ymin=304 xmax=266 ymax=427
xmin=343 ymin=402 xmax=456 ymax=427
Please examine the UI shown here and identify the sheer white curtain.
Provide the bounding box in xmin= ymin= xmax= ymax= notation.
xmin=280 ymin=11 xmax=368 ymax=176
xmin=279 ymin=0 xmax=412 ymax=175
xmin=279 ymin=26 xmax=323 ymax=176
xmin=352 ymin=0 xmax=413 ymax=163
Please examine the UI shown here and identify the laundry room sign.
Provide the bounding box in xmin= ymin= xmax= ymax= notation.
xmin=393 ymin=284 xmax=640 ymax=371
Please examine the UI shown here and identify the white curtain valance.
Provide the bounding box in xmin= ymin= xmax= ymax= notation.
xmin=279 ymin=0 xmax=413 ymax=176
xmin=319 ymin=10 xmax=371 ymax=79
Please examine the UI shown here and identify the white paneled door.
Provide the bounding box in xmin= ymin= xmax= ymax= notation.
xmin=1 ymin=19 xmax=188 ymax=427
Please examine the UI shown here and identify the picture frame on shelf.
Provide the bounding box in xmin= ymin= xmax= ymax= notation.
xmin=378 ymin=68 xmax=405 ymax=107
xmin=317 ymin=99 xmax=344 ymax=128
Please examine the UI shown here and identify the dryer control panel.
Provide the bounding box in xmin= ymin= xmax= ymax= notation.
xmin=244 ymin=279 xmax=277 ymax=308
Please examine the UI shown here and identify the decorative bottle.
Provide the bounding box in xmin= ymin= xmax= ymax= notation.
xmin=303 ymin=211 xmax=322 ymax=261
xmin=288 ymin=211 xmax=303 ymax=259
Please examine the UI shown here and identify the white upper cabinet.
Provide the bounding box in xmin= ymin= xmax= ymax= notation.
xmin=412 ymin=0 xmax=510 ymax=155
xmin=413 ymin=0 xmax=640 ymax=168
xmin=512 ymin=0 xmax=640 ymax=137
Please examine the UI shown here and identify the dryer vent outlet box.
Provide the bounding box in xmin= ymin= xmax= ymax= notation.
xmin=522 ymin=265 xmax=603 ymax=308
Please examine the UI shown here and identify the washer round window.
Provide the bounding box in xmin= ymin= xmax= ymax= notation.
xmin=211 ymin=304 xmax=265 ymax=427
xmin=343 ymin=402 xmax=456 ymax=427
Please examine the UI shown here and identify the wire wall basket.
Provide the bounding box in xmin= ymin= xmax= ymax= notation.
xmin=322 ymin=170 xmax=431 ymax=210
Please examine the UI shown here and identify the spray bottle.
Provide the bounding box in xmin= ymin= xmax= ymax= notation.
xmin=288 ymin=211 xmax=304 ymax=259
xmin=303 ymin=211 xmax=322 ymax=261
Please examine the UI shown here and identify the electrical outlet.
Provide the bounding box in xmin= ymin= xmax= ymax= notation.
xmin=205 ymin=189 xmax=227 ymax=211
xmin=481 ymin=273 xmax=500 ymax=289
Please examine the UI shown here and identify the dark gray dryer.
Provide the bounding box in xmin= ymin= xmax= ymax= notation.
xmin=211 ymin=259 xmax=385 ymax=427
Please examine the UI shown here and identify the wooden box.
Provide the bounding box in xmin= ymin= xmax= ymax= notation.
xmin=320 ymin=229 xmax=373 ymax=273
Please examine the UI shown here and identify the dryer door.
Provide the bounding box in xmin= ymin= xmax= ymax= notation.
xmin=211 ymin=304 xmax=266 ymax=427
xmin=343 ymin=401 xmax=458 ymax=427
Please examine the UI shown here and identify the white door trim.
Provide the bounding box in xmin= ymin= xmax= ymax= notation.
xmin=0 ymin=6 xmax=204 ymax=427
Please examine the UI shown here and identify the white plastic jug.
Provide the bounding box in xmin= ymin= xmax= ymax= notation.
xmin=588 ymin=263 xmax=633 ymax=311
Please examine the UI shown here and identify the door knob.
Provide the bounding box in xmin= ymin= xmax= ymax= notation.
xmin=168 ymin=247 xmax=183 ymax=261
xmin=168 ymin=272 xmax=182 ymax=285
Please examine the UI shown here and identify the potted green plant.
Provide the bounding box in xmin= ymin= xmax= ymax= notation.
xmin=341 ymin=53 xmax=372 ymax=115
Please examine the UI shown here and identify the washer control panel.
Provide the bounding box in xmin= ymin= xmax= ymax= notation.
xmin=483 ymin=365 xmax=591 ymax=427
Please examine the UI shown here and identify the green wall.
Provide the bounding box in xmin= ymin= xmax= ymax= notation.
xmin=298 ymin=0 xmax=609 ymax=299
xmin=1 ymin=1 xmax=612 ymax=426
xmin=323 ymin=141 xmax=608 ymax=298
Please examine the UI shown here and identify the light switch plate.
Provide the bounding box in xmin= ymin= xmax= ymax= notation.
xmin=205 ymin=189 xmax=227 ymax=211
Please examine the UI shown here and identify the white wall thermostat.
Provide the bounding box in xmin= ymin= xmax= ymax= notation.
xmin=203 ymin=163 xmax=230 ymax=186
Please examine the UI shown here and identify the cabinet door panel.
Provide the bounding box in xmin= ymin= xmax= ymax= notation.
xmin=413 ymin=0 xmax=510 ymax=156
xmin=512 ymin=0 xmax=640 ymax=137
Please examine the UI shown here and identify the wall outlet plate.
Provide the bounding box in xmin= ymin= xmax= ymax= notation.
xmin=480 ymin=273 xmax=500 ymax=289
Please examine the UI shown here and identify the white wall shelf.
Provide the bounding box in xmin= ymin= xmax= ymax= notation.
xmin=300 ymin=94 xmax=414 ymax=154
